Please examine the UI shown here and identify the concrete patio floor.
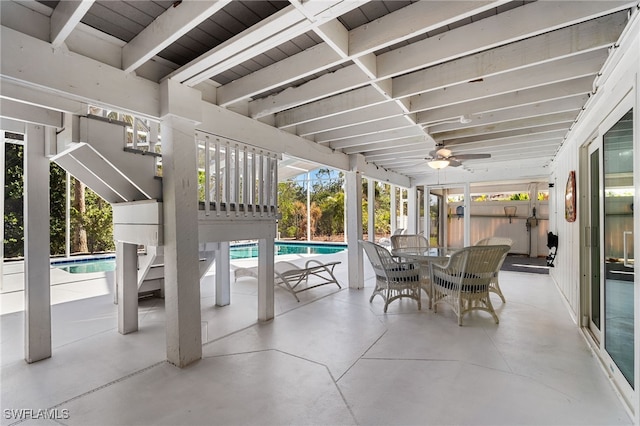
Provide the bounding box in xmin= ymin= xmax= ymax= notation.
xmin=0 ymin=250 xmax=632 ymax=425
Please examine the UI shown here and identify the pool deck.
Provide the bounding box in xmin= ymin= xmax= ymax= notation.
xmin=0 ymin=251 xmax=632 ymax=425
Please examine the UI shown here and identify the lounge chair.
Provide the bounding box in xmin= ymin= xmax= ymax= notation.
xmin=234 ymin=259 xmax=342 ymax=301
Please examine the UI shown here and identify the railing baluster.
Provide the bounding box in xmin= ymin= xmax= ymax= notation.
xmin=204 ymin=136 xmax=210 ymax=216
xmin=252 ymin=149 xmax=257 ymax=217
xmin=215 ymin=139 xmax=221 ymax=217
xmin=259 ymin=151 xmax=264 ymax=217
xmin=234 ymin=144 xmax=240 ymax=217
xmin=243 ymin=147 xmax=248 ymax=216
xmin=224 ymin=141 xmax=231 ymax=216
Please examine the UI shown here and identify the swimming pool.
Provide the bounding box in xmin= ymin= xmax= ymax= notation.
xmin=230 ymin=242 xmax=346 ymax=259
xmin=52 ymin=242 xmax=346 ymax=272
xmin=52 ymin=256 xmax=116 ymax=274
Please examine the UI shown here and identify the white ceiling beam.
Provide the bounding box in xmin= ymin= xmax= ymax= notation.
xmin=250 ymin=65 xmax=370 ymax=118
xmin=297 ymin=101 xmax=404 ymax=136
xmin=444 ymin=131 xmax=568 ymax=149
xmin=440 ymin=122 xmax=573 ymax=146
xmin=122 ymin=0 xmax=232 ymax=74
xmin=428 ymin=95 xmax=588 ymax=133
xmin=314 ymin=116 xmax=414 ymax=144
xmin=0 ymin=79 xmax=88 ymax=115
xmin=416 ymin=76 xmax=593 ymax=125
xmin=431 ymin=111 xmax=579 ymax=141
xmin=275 ymin=85 xmax=387 ymax=129
xmin=409 ymin=49 xmax=606 ymax=113
xmin=0 ymin=98 xmax=63 ymax=127
xmin=254 ymin=6 xmax=627 ymax=121
xmin=1 ymin=25 xmax=160 ymax=119
xmin=393 ymin=12 xmax=627 ymax=99
xmin=217 ymin=43 xmax=343 ymax=107
xmin=379 ymin=1 xmax=632 ymax=80
xmin=365 ymin=146 xmax=432 ymax=161
xmin=50 ymin=0 xmax=94 ymax=47
xmin=169 ymin=5 xmax=306 ymax=84
xmin=342 ymin=137 xmax=428 ymax=155
xmin=329 ymin=127 xmax=426 ymax=150
xmin=223 ymin=1 xmax=502 ymax=109
xmin=172 ymin=1 xmax=367 ymax=87
xmin=349 ymin=1 xmax=506 ymax=56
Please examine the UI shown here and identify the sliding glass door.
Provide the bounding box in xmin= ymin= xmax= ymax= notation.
xmin=602 ymin=109 xmax=635 ymax=394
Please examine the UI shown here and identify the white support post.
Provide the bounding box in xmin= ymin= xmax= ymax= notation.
xmin=367 ymin=178 xmax=375 ymax=242
xmin=307 ymin=172 xmax=311 ymax=241
xmin=160 ymin=78 xmax=203 ymax=367
xmin=390 ymin=185 xmax=397 ymax=235
xmin=258 ymin=237 xmax=275 ymax=321
xmin=423 ymin=186 xmax=430 ymax=243
xmin=117 ymin=241 xmax=138 ymax=334
xmin=346 ymin=171 xmax=364 ymax=289
xmin=242 ymin=148 xmax=248 ymax=212
xmin=215 ymin=242 xmax=231 ymax=306
xmin=529 ymin=182 xmax=540 ymax=257
xmin=215 ymin=140 xmax=221 ymax=216
xmin=65 ymin=172 xmax=71 ymax=257
xmin=24 ymin=124 xmax=52 ymax=363
xmin=1 ymin=136 xmax=4 ymax=291
xmin=407 ymin=187 xmax=417 ymax=234
xmin=464 ymin=183 xmax=471 ymax=247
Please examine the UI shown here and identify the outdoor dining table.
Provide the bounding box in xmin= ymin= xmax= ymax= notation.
xmin=391 ymin=246 xmax=461 ymax=308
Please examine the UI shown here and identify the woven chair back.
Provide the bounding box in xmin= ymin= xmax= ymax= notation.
xmin=475 ymin=237 xmax=513 ymax=247
xmin=391 ymin=234 xmax=429 ymax=250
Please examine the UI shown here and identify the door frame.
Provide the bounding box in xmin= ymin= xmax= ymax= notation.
xmin=580 ymin=91 xmax=636 ymax=409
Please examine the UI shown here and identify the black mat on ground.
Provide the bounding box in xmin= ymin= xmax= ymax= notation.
xmin=501 ymin=254 xmax=550 ymax=274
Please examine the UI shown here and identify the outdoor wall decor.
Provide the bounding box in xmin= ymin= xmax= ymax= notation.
xmin=565 ymin=170 xmax=576 ymax=222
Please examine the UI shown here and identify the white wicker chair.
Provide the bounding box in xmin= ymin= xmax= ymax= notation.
xmin=360 ymin=240 xmax=422 ymax=312
xmin=475 ymin=237 xmax=513 ymax=303
xmin=430 ymin=245 xmax=510 ymax=325
xmin=391 ymin=234 xmax=432 ymax=299
xmin=390 ymin=234 xmax=429 ymax=250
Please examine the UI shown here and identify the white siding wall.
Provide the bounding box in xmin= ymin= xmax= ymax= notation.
xmin=548 ymin=16 xmax=640 ymax=326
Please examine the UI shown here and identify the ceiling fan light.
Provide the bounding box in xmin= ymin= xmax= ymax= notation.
xmin=428 ymin=159 xmax=450 ymax=169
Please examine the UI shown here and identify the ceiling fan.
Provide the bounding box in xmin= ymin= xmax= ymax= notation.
xmin=426 ymin=147 xmax=491 ymax=169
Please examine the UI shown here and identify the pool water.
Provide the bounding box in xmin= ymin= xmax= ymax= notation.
xmin=230 ymin=242 xmax=346 ymax=259
xmin=52 ymin=257 xmax=116 ymax=274
xmin=52 ymin=243 xmax=346 ymax=273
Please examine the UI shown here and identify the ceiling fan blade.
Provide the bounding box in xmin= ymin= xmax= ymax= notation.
xmin=452 ymin=153 xmax=491 ymax=160
xmin=428 ymin=150 xmax=438 ymax=158
xmin=448 ymin=159 xmax=463 ymax=167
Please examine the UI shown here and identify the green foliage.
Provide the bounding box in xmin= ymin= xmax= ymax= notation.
xmin=4 ymin=143 xmax=23 ymax=258
xmin=83 ymin=190 xmax=114 ymax=253
xmin=509 ymin=193 xmax=530 ymax=201
xmin=3 ymin=143 xmax=68 ymax=257
xmin=277 ymin=181 xmax=305 ymax=238
xmin=50 ymin=162 xmax=67 ymax=255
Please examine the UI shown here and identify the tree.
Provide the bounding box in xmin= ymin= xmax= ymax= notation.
xmin=49 ymin=163 xmax=67 ymax=255
xmin=3 ymin=142 xmax=24 ymax=258
xmin=71 ymin=178 xmax=88 ymax=253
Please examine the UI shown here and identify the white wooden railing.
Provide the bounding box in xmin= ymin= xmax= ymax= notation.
xmin=196 ymin=132 xmax=279 ymax=219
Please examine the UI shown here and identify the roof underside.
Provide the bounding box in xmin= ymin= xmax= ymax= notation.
xmin=21 ymin=1 xmax=639 ymax=183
